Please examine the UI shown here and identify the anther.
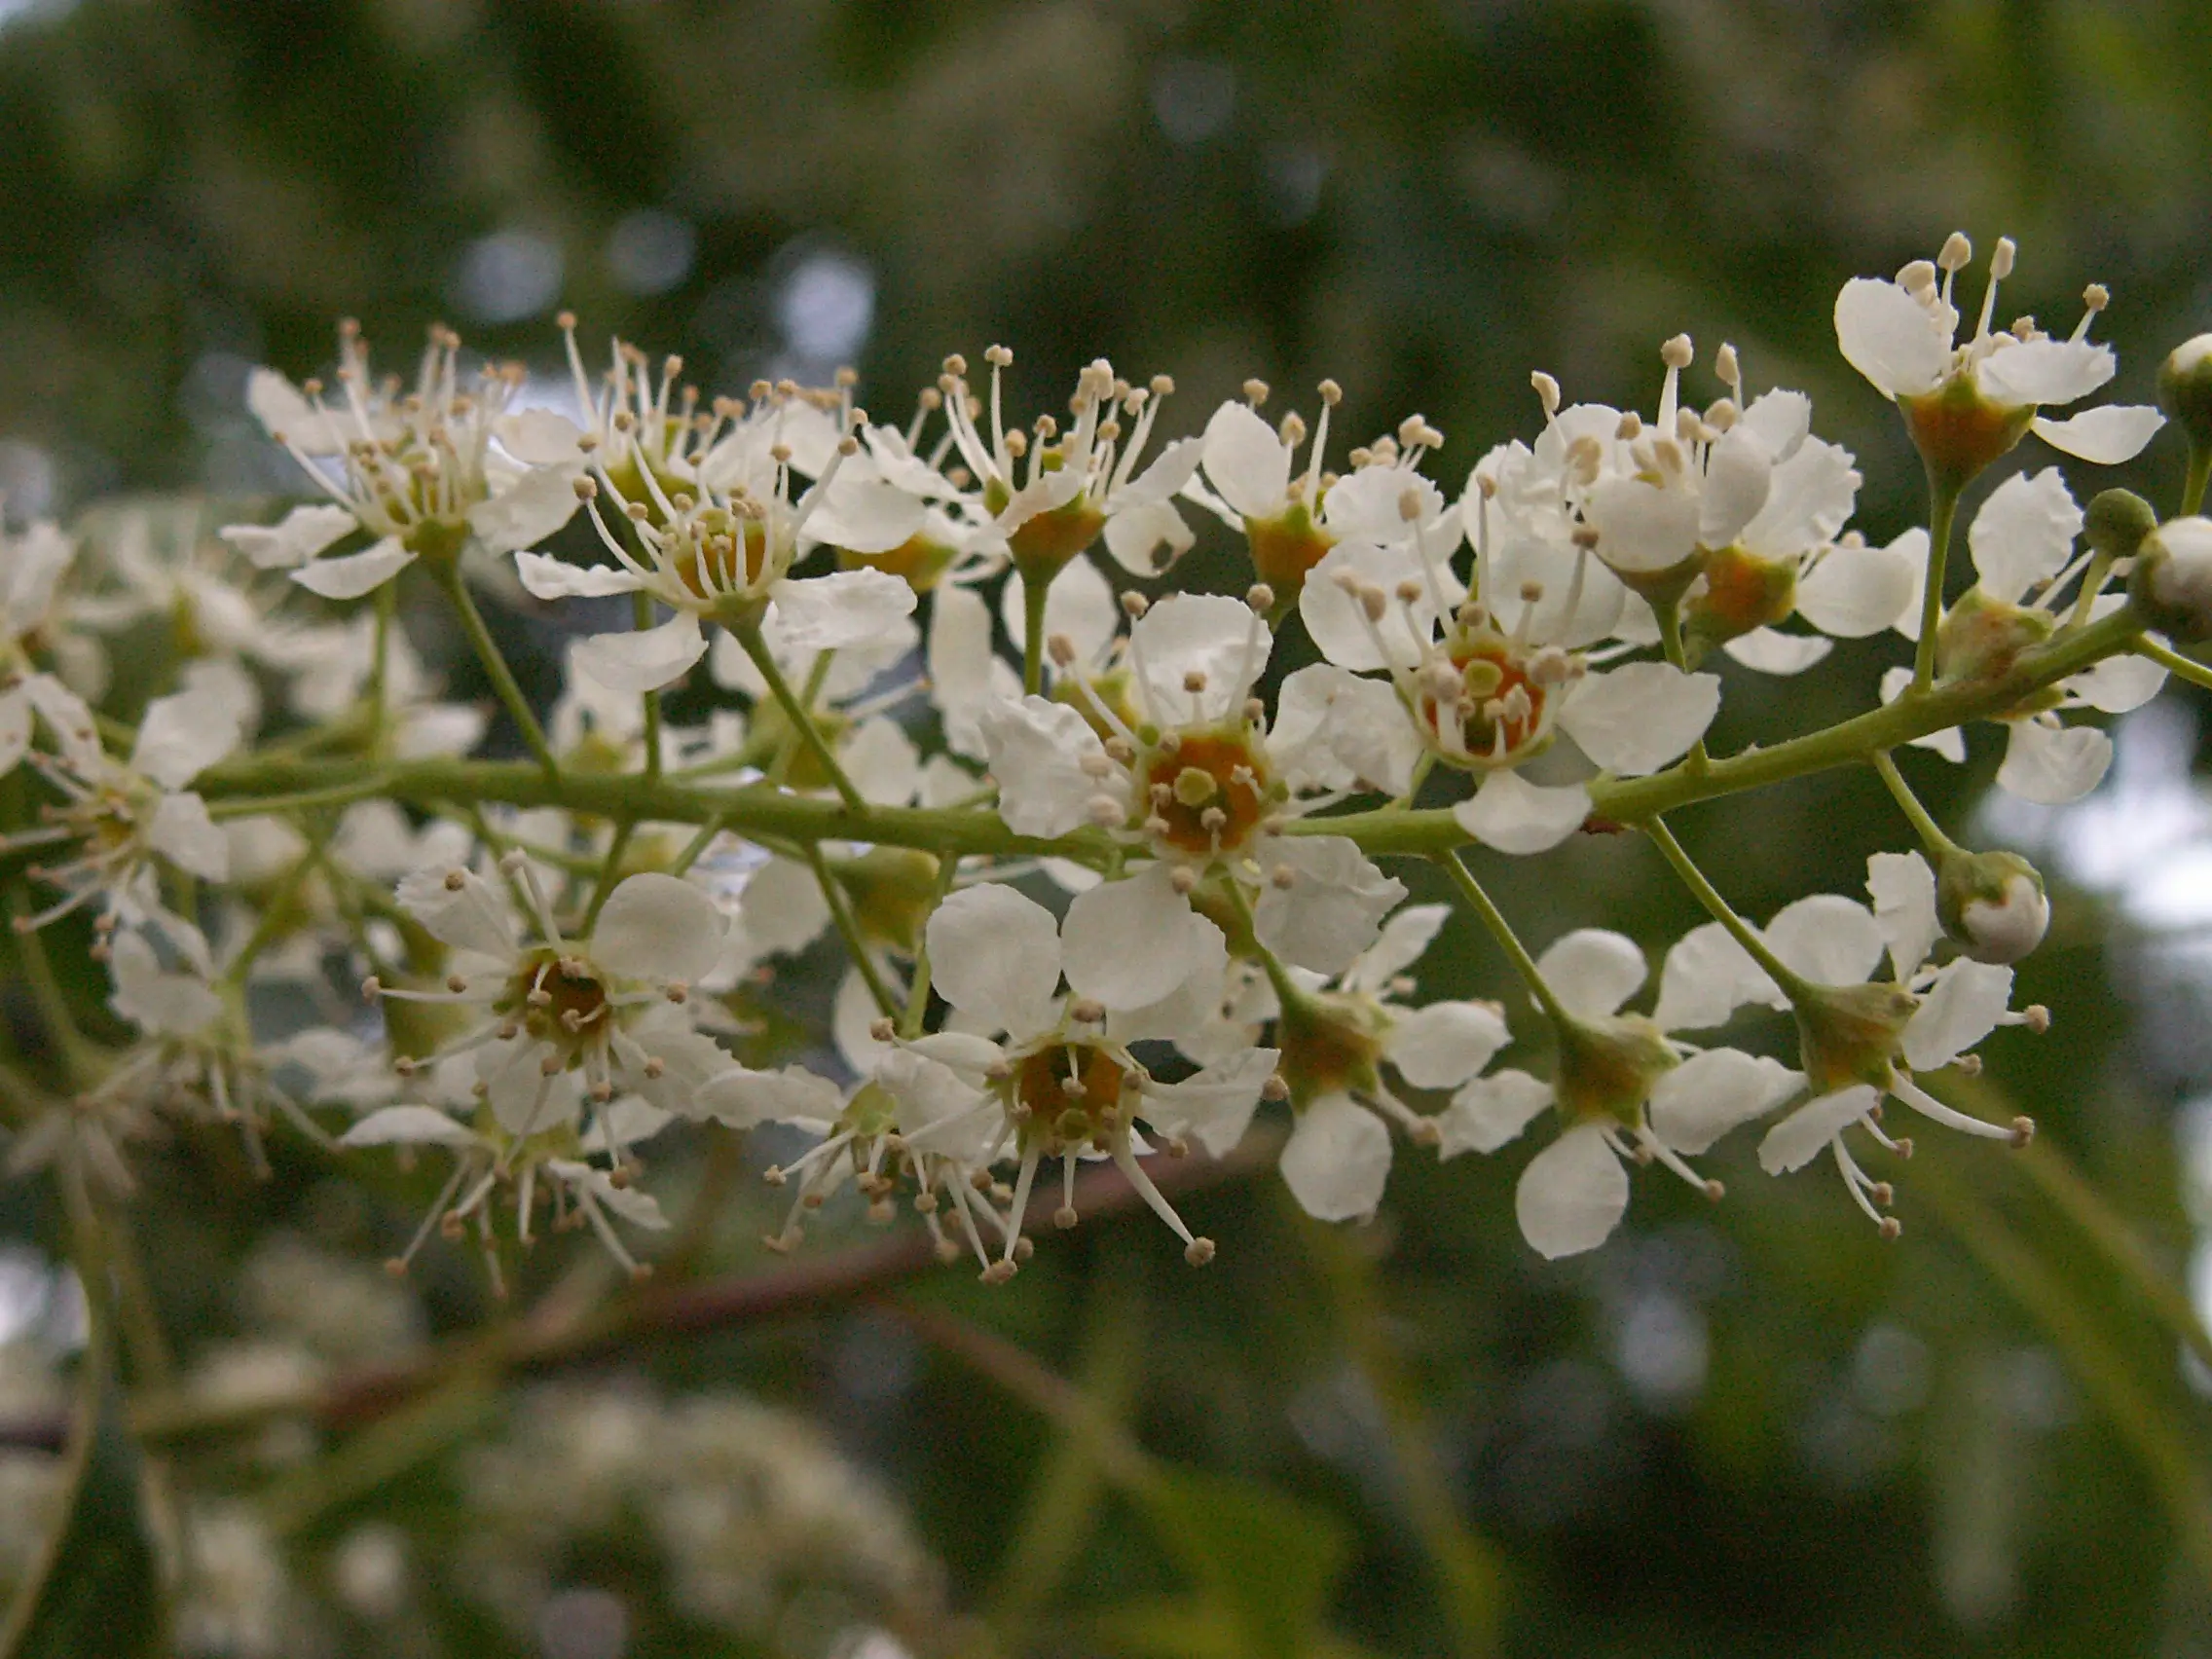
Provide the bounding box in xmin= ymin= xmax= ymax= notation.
xmin=1661 ymin=333 xmax=1694 ymax=369
xmin=1243 ymin=378 xmax=1271 ymax=406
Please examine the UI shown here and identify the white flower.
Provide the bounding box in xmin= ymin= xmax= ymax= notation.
xmin=1438 ymin=927 xmax=1801 ymax=1258
xmin=236 ymin=322 xmax=587 ymax=595
xmin=367 ymin=858 xmax=736 ymax=1133
xmin=882 ymin=878 xmax=1274 ymax=1276
xmin=936 ymin=350 xmax=1201 ymax=578
xmin=1834 ymin=233 xmax=2161 ymax=466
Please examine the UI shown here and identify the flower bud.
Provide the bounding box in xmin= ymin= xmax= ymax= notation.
xmin=2083 ymin=488 xmax=2158 ymax=564
xmin=1551 ymin=1013 xmax=1677 ymax=1130
xmin=2157 ymin=335 xmax=2212 ymax=454
xmin=1792 ymin=980 xmax=1917 ymax=1096
xmin=1935 ymin=586 xmax=2055 ymax=684
xmin=2128 ymin=516 xmax=2212 ymax=643
xmin=1936 ymin=848 xmax=2049 ymax=965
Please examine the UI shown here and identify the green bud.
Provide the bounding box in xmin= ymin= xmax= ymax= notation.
xmin=1792 ymin=980 xmax=1916 ymax=1097
xmin=1935 ymin=587 xmax=2055 ymax=684
xmin=2157 ymin=335 xmax=2212 ymax=453
xmin=2128 ymin=516 xmax=2212 ymax=643
xmin=1936 ymin=848 xmax=2049 ymax=965
xmin=1552 ymin=1013 xmax=1677 ymax=1130
xmin=2083 ymin=488 xmax=2158 ymax=563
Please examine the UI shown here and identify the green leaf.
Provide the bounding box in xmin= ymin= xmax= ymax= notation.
xmin=1099 ymin=1468 xmax=1354 ymax=1659
xmin=0 ymin=1328 xmax=165 ymax=1658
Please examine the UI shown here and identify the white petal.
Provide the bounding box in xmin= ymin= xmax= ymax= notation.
xmin=1270 ymin=664 xmax=1421 ymax=798
xmin=1648 ymin=1049 xmax=1803 ymax=1156
xmin=1834 ymin=277 xmax=1949 ymax=398
xmin=591 ymin=872 xmax=724 ymax=984
xmin=803 ymin=478 xmax=927 ymax=555
xmin=1103 ymin=498 xmax=1196 ymax=575
xmin=1585 ymin=475 xmax=1699 ymax=573
xmin=1653 ymin=920 xmax=1784 ymax=1030
xmin=1884 ymin=530 xmax=1933 ymax=639
xmin=394 ymin=866 xmax=516 ymax=958
xmin=1341 ymin=903 xmax=1451 ymax=996
xmin=1967 ymin=467 xmax=2080 ymax=605
xmin=1251 ymin=835 xmax=1406 ymax=977
xmin=1535 ymin=928 xmax=1646 ymax=1018
xmin=247 ymin=367 xmax=327 ymax=445
xmin=467 ymin=464 xmax=585 ymax=555
xmin=1866 ymin=851 xmax=1940 ymax=981
xmin=1996 ymin=719 xmax=2111 ymax=804
xmin=514 ymin=551 xmax=643 ymax=600
xmin=1558 ymin=662 xmax=1719 ymax=775
xmin=340 ymin=1106 xmax=479 ymax=1149
xmin=694 ymin=1064 xmax=844 ymax=1128
xmin=1299 ymin=539 xmax=1452 ymax=671
xmin=1000 ymin=555 xmax=1120 ymax=671
xmin=573 ymin=613 xmax=708 ymax=694
xmin=494 ymin=409 xmax=586 ymax=465
xmin=1764 ymin=893 xmax=1884 ymax=986
xmin=1757 ymin=1086 xmax=1878 ymax=1174
xmin=926 ymin=882 xmax=1063 ymax=1037
xmin=1118 ymin=437 xmax=1206 ymax=511
xmin=1516 ymin=1123 xmax=1630 ymax=1259
xmin=1279 ymin=1093 xmax=1393 ymax=1223
xmin=1738 ymin=389 xmax=1812 ymax=463
xmin=292 ymin=537 xmax=416 ymax=600
xmin=769 ymin=569 xmax=917 ymax=652
xmin=976 ymin=696 xmax=1108 ymax=838
xmin=1879 ymin=666 xmax=1965 ymax=760
xmin=1720 ymin=627 xmax=1832 ymax=675
xmin=220 ymin=503 xmax=357 ymax=571
xmin=736 ymin=857 xmax=830 ymax=956
xmin=1131 ymin=592 xmax=1271 ymax=720
xmin=841 ymin=716 xmax=922 ymax=805
xmin=133 ymin=682 xmax=246 ymax=789
xmin=1384 ymin=1000 xmax=1509 ymax=1089
xmin=148 ymin=792 xmax=229 ymax=880
xmin=1739 ymin=437 xmax=1860 ymax=561
xmin=1201 ymin=401 xmax=1292 ymax=520
xmin=2032 ymin=405 xmax=2164 ymax=465
xmin=1063 ymin=865 xmax=1224 ymax=1013
xmin=551 ymin=1161 xmax=668 ymax=1230
xmin=1796 ymin=543 xmax=1915 ymax=638
xmin=1976 ymin=338 xmax=2114 ymax=409
xmin=107 ymin=932 xmax=222 ymax=1034
xmin=880 ymin=1051 xmax=998 ymax=1163
xmin=1901 ymin=959 xmax=2013 ymax=1071
xmin=928 ymin=582 xmax=997 ymax=720
xmin=1138 ymin=1047 xmax=1278 ymax=1159
xmin=1697 ymin=424 xmax=1773 ymax=548
xmin=1453 ymin=771 xmax=1590 ymax=856
xmin=1437 ymin=1069 xmax=1554 ymax=1157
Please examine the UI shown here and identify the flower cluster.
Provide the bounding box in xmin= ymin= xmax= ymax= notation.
xmin=0 ymin=233 xmax=2195 ymax=1283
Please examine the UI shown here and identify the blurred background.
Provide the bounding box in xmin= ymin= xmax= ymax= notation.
xmin=4 ymin=1 xmax=2212 ymax=1654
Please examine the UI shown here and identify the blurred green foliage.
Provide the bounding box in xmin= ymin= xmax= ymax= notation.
xmin=3 ymin=1 xmax=2212 ymax=1655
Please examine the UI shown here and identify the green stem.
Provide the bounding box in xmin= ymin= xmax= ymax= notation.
xmin=805 ymin=842 xmax=898 ymax=1017
xmin=1654 ymin=599 xmax=1710 ymax=773
xmin=2137 ymin=636 xmax=2212 ymax=694
xmin=898 ymin=852 xmax=962 ymax=1039
xmin=1910 ymin=472 xmax=1964 ymax=694
xmin=2186 ymin=441 xmax=2212 ymax=518
xmin=204 ymin=774 xmax=396 ymax=822
xmin=432 ymin=566 xmax=559 ymax=780
xmin=366 ymin=581 xmax=396 ymax=755
xmin=1869 ymin=749 xmax=1961 ymax=860
xmin=633 ymin=591 xmax=664 ymax=780
xmin=578 ymin=818 xmax=637 ymax=934
xmin=733 ymin=621 xmax=866 ymax=811
xmin=1641 ymin=817 xmax=1813 ymax=999
xmin=221 ymin=845 xmax=328 ymax=989
xmin=1435 ymin=851 xmax=1571 ymax=1026
xmin=667 ymin=813 xmax=728 ymax=878
xmin=1022 ymin=567 xmax=1052 ymax=697
xmin=6 ymin=890 xmax=100 ymax=1088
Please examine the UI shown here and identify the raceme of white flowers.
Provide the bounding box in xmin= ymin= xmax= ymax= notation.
xmin=7 ymin=232 xmax=2210 ymax=1278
